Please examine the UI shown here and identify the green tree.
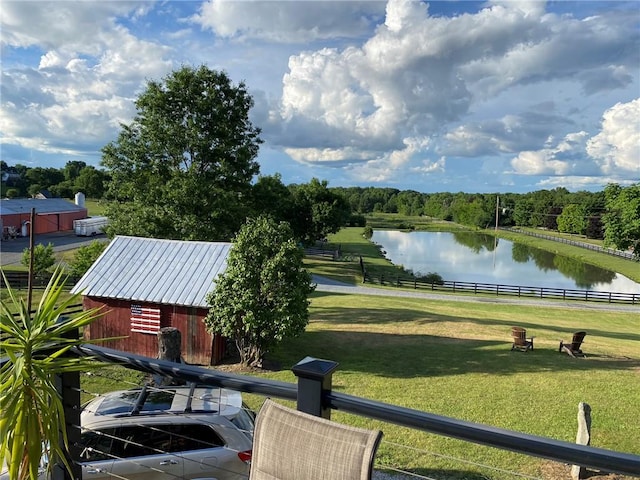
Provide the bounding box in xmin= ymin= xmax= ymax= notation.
xmin=68 ymin=240 xmax=108 ymax=278
xmin=250 ymin=174 xmax=295 ymax=223
xmin=204 ymin=216 xmax=315 ymax=367
xmin=0 ymin=269 xmax=106 ymax=480
xmin=21 ymin=243 xmax=55 ymax=276
xmin=25 ymin=167 xmax=64 ymax=192
xmin=5 ymin=188 xmax=19 ymax=198
xmin=63 ymin=160 xmax=87 ymax=181
xmin=557 ymin=204 xmax=587 ymax=235
xmin=49 ymin=180 xmax=75 ymax=199
xmin=74 ymin=166 xmax=107 ymax=198
xmin=102 ymin=65 xmax=262 ymax=241
xmin=603 ymin=183 xmax=640 ymax=257
xmin=289 ymin=178 xmax=351 ymax=244
xmin=513 ymin=198 xmax=534 ymax=227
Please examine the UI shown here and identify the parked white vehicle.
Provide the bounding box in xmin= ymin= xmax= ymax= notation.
xmin=1 ymin=383 xmax=255 ymax=480
xmin=73 ymin=216 xmax=109 ymax=236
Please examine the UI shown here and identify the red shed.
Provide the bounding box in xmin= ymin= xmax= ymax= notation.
xmin=71 ymin=236 xmax=231 ymax=365
xmin=0 ymin=197 xmax=88 ymax=236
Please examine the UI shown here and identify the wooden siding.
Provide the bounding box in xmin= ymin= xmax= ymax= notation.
xmin=1 ymin=210 xmax=87 ymax=234
xmin=83 ymin=297 xmax=225 ymax=365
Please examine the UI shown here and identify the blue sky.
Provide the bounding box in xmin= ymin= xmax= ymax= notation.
xmin=1 ymin=0 xmax=638 ymax=193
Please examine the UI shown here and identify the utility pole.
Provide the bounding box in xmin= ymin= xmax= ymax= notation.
xmin=493 ymin=196 xmax=499 ymax=269
xmin=27 ymin=208 xmax=35 ymax=312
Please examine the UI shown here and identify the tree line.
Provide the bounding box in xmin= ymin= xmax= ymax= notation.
xmin=331 ymin=184 xmax=640 ymax=256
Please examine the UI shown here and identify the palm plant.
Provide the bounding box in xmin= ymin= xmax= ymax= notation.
xmin=0 ymin=268 xmax=105 ymax=480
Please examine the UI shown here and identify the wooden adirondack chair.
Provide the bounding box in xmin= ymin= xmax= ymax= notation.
xmin=559 ymin=331 xmax=587 ymax=357
xmin=249 ymin=399 xmax=382 ymax=480
xmin=511 ymin=326 xmax=534 ymax=352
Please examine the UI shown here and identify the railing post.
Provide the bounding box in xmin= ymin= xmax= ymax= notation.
xmin=53 ymin=321 xmax=82 ymax=480
xmin=292 ymin=356 xmax=339 ymax=419
xmin=52 ymin=370 xmax=82 ymax=480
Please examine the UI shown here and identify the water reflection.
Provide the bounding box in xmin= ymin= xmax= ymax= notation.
xmin=371 ymin=230 xmax=640 ymax=293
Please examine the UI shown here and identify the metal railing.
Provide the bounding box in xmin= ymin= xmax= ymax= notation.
xmin=504 ymin=228 xmax=637 ymax=261
xmin=62 ymin=344 xmax=640 ymax=477
xmin=362 ymin=273 xmax=639 ymax=305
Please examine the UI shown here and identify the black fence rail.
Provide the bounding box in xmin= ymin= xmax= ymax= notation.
xmin=363 ymin=273 xmax=639 ymax=305
xmin=63 ymin=345 xmax=638 ymax=476
xmin=505 ymin=228 xmax=637 ymax=260
xmin=303 ymin=247 xmax=340 ymax=259
xmin=6 ymin=303 xmax=84 ymax=319
xmin=0 ymin=270 xmax=82 ymax=289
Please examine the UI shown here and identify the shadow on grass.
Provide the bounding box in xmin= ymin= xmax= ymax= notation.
xmin=269 ymin=316 xmax=639 ymax=378
xmin=308 ymin=298 xmax=640 ymax=344
xmin=273 ymin=307 xmax=640 ymax=378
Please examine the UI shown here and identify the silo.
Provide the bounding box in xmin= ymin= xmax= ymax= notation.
xmin=75 ymin=192 xmax=86 ymax=208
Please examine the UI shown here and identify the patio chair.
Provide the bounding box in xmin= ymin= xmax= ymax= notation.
xmin=510 ymin=326 xmax=534 ymax=352
xmin=559 ymin=331 xmax=587 ymax=357
xmin=249 ymin=399 xmax=383 ymax=480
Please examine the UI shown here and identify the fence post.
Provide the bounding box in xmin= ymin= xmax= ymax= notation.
xmin=53 ymin=324 xmax=82 ymax=480
xmin=571 ymin=402 xmax=592 ymax=480
xmin=292 ymin=356 xmax=339 ymax=419
xmin=52 ymin=371 xmax=82 ymax=480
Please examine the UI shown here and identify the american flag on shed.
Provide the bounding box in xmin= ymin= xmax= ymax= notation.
xmin=130 ymin=304 xmax=161 ymax=334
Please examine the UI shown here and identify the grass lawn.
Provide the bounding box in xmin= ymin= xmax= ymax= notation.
xmin=250 ymin=292 xmax=640 ymax=479
xmin=5 ymin=221 xmax=637 ymax=478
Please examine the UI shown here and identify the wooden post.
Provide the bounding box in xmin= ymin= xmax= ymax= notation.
xmin=158 ymin=327 xmax=182 ymax=363
xmin=571 ymin=402 xmax=592 ymax=480
xmin=155 ymin=327 xmax=183 ymax=386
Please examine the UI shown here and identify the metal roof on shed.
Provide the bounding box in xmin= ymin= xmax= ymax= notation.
xmin=0 ymin=198 xmax=86 ymax=215
xmin=71 ymin=236 xmax=231 ymax=308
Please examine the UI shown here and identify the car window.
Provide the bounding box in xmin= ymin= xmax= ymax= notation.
xmin=168 ymin=424 xmax=225 ymax=452
xmin=140 ymin=390 xmax=175 ymax=412
xmin=229 ymin=406 xmax=255 ymax=439
xmin=81 ymin=429 xmax=117 ymax=461
xmin=114 ymin=425 xmax=172 ymax=458
xmin=94 ymin=392 xmax=139 ymax=415
xmin=109 ymin=424 xmax=224 ymax=458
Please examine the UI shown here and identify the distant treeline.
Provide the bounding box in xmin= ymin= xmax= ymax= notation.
xmin=2 ymin=160 xmax=638 ymax=255
xmin=328 ymin=185 xmax=639 ymax=258
xmin=330 ymin=186 xmax=604 ymax=233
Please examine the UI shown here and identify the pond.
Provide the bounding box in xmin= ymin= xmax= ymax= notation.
xmin=371 ymin=230 xmax=640 ymax=294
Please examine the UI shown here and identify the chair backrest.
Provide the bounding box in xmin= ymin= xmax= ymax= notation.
xmin=511 ymin=326 xmax=527 ymax=346
xmin=249 ymin=399 xmax=383 ymax=480
xmin=571 ymin=331 xmax=587 ymax=350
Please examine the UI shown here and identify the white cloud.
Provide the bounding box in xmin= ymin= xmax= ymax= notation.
xmin=510 ymin=98 xmax=640 ymax=183
xmin=1 ymin=2 xmax=173 ymax=156
xmin=511 ymin=150 xmax=571 ymax=176
xmin=538 ymin=175 xmax=638 ymax=190
xmin=192 ymin=0 xmax=386 ymax=43
xmin=271 ymin=0 xmax=639 ymax=184
xmin=586 ymin=99 xmax=640 ymax=174
xmin=510 ymin=131 xmax=591 ymax=176
xmin=411 ymin=156 xmax=446 ymax=174
xmin=0 ymin=1 xmax=146 ymax=53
